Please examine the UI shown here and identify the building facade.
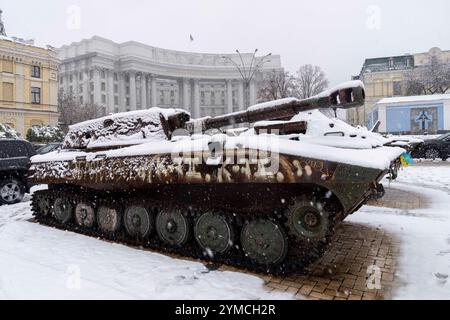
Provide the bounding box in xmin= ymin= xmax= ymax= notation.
xmin=0 ymin=11 xmax=60 ymax=137
xmin=370 ymin=94 xmax=450 ymax=134
xmin=58 ymin=36 xmax=283 ymax=118
xmin=349 ymin=47 xmax=450 ymax=127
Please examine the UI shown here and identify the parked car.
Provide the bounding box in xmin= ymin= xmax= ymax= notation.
xmin=0 ymin=139 xmax=36 ymax=205
xmin=410 ymin=133 xmax=450 ymax=161
xmin=36 ymin=142 xmax=62 ymax=155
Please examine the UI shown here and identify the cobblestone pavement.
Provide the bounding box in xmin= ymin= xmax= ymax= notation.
xmin=367 ymin=186 xmax=428 ymax=210
xmin=218 ymin=187 xmax=428 ymax=300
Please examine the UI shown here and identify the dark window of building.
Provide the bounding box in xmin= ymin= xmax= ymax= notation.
xmin=31 ymin=66 xmax=41 ymax=78
xmin=90 ymin=83 xmax=94 ymax=92
xmin=79 ymin=73 xmax=83 ymax=81
xmin=79 ymin=85 xmax=83 ymax=93
xmin=126 ymin=86 xmax=130 ymax=95
xmin=126 ymin=98 xmax=130 ymax=106
xmin=101 ymin=82 xmax=106 ymax=91
xmin=101 ymin=71 xmax=106 ymax=79
xmin=80 ymin=96 xmax=83 ymax=104
xmin=60 ymin=77 xmax=64 ymax=85
xmin=114 ymin=96 xmax=119 ymax=105
xmin=31 ymin=87 xmax=41 ymax=104
xmin=393 ymin=81 xmax=402 ymax=96
xmin=69 ymin=74 xmax=73 ymax=82
xmin=114 ymin=84 xmax=118 ymax=93
xmin=114 ymin=73 xmax=118 ymax=81
xmin=102 ymin=95 xmax=106 ymax=104
xmin=90 ymin=94 xmax=94 ymax=104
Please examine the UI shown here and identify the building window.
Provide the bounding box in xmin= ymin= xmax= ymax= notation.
xmin=79 ymin=73 xmax=83 ymax=81
xmin=90 ymin=94 xmax=94 ymax=104
xmin=69 ymin=86 xmax=73 ymax=93
xmin=2 ymin=60 xmax=13 ymax=73
xmin=171 ymin=98 xmax=175 ymax=105
xmin=31 ymin=87 xmax=41 ymax=104
xmin=79 ymin=85 xmax=83 ymax=93
xmin=114 ymin=96 xmax=119 ymax=105
xmin=126 ymin=98 xmax=130 ymax=106
xmin=31 ymin=66 xmax=41 ymax=78
xmin=2 ymin=83 xmax=13 ymax=102
xmin=126 ymin=86 xmax=130 ymax=95
xmin=60 ymin=77 xmax=64 ymax=85
xmin=90 ymin=83 xmax=94 ymax=92
xmin=102 ymin=95 xmax=106 ymax=104
xmin=393 ymin=81 xmax=402 ymax=96
xmin=114 ymin=107 xmax=119 ymax=113
xmin=211 ymin=92 xmax=216 ymax=105
xmin=69 ymin=74 xmax=73 ymax=82
xmin=114 ymin=73 xmax=118 ymax=81
xmin=80 ymin=96 xmax=84 ymax=104
xmin=101 ymin=71 xmax=106 ymax=79
xmin=101 ymin=82 xmax=106 ymax=91
xmin=170 ymin=90 xmax=174 ymax=97
xmin=114 ymin=84 xmax=118 ymax=93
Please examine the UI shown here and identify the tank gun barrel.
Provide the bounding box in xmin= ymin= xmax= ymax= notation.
xmin=185 ymin=80 xmax=365 ymax=133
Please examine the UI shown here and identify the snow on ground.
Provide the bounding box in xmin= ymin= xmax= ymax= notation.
xmin=0 ymin=188 xmax=291 ymax=300
xmin=347 ymin=164 xmax=450 ymax=299
xmin=0 ymin=164 xmax=448 ymax=299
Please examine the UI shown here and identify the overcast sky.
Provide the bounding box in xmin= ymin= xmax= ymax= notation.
xmin=2 ymin=0 xmax=449 ymax=85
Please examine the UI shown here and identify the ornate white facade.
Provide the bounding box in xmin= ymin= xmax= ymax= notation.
xmin=58 ymin=36 xmax=283 ymax=117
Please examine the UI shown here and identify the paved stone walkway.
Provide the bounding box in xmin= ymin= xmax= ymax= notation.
xmin=368 ymin=186 xmax=428 ymax=210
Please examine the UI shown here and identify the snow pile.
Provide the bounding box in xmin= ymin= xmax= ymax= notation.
xmin=63 ymin=108 xmax=187 ymax=150
xmin=0 ymin=123 xmax=19 ymax=139
xmin=26 ymin=125 xmax=64 ymax=143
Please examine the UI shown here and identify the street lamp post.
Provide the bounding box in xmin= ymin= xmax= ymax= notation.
xmin=222 ymin=49 xmax=272 ymax=108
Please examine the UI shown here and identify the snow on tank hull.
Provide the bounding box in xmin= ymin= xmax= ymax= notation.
xmin=29 ymin=148 xmax=388 ymax=216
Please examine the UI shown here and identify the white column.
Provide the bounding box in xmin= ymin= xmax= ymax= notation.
xmin=238 ymin=80 xmax=245 ymax=111
xmin=192 ymin=79 xmax=200 ymax=118
xmin=119 ymin=72 xmax=126 ymax=111
xmin=93 ymin=68 xmax=101 ymax=104
xmin=140 ymin=73 xmax=147 ymax=109
xmin=151 ymin=75 xmax=158 ymax=108
xmin=226 ymin=80 xmax=233 ymax=114
xmin=183 ymin=78 xmax=190 ymax=111
xmin=82 ymin=70 xmax=89 ymax=106
xmin=107 ymin=70 xmax=114 ymax=113
xmin=177 ymin=79 xmax=183 ymax=109
xmin=129 ymin=72 xmax=137 ymax=110
xmin=249 ymin=80 xmax=256 ymax=106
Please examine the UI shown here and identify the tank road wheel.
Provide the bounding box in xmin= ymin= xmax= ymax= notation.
xmin=124 ymin=206 xmax=152 ymax=238
xmin=53 ymin=198 xmax=73 ymax=224
xmin=285 ymin=198 xmax=331 ymax=241
xmin=156 ymin=209 xmax=190 ymax=246
xmin=195 ymin=212 xmax=234 ymax=254
xmin=37 ymin=196 xmax=51 ymax=216
xmin=97 ymin=206 xmax=121 ymax=233
xmin=241 ymin=219 xmax=288 ymax=265
xmin=75 ymin=202 xmax=96 ymax=228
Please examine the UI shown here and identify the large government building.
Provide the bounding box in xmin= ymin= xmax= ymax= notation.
xmin=58 ymin=36 xmax=283 ymax=118
xmin=0 ymin=10 xmax=60 ymax=137
xmin=349 ymin=47 xmax=450 ymax=129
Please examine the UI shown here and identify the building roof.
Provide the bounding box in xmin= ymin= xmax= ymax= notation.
xmin=377 ymin=94 xmax=450 ymax=105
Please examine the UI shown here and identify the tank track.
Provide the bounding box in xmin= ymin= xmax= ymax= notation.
xmin=31 ymin=188 xmax=339 ymax=275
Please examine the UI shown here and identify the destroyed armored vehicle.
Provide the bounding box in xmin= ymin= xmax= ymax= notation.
xmin=29 ymin=81 xmax=406 ymax=274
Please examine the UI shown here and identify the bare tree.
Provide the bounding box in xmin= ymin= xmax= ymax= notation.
xmin=405 ymin=54 xmax=450 ymax=95
xmin=296 ymin=64 xmax=329 ymax=99
xmin=58 ymin=89 xmax=106 ymax=132
xmin=257 ymin=71 xmax=297 ymax=102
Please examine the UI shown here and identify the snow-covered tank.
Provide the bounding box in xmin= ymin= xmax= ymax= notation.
xmin=29 ymin=81 xmax=406 ymax=274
